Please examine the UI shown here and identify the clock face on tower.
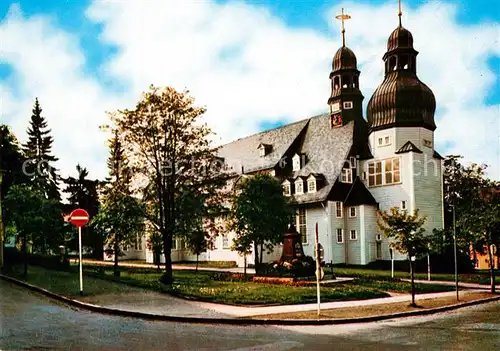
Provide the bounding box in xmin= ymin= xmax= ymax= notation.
xmin=331 ymin=113 xmax=342 ymax=128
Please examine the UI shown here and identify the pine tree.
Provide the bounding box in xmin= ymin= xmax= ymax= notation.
xmin=23 ymin=98 xmax=60 ymax=200
xmin=63 ymin=164 xmax=101 ymax=257
xmin=92 ymin=130 xmax=144 ymax=275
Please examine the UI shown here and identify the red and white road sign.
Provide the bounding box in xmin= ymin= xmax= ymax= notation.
xmin=70 ymin=208 xmax=89 ymax=227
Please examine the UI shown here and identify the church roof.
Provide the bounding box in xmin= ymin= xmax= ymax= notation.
xmin=290 ymin=115 xmax=354 ymax=204
xmin=217 ymin=114 xmax=355 ymax=205
xmin=395 ymin=141 xmax=423 ymax=154
xmin=217 ymin=119 xmax=309 ymax=174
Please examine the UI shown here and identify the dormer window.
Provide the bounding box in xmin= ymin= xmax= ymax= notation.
xmin=295 ymin=178 xmax=304 ymax=194
xmin=307 ymin=176 xmax=317 ymax=193
xmin=258 ymin=143 xmax=272 ymax=157
xmin=341 ymin=168 xmax=352 ymax=183
xmin=282 ymin=180 xmax=291 ymax=196
xmin=292 ymin=154 xmax=304 ymax=171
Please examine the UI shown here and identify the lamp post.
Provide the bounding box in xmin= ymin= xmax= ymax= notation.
xmin=447 ymin=155 xmax=461 ymax=301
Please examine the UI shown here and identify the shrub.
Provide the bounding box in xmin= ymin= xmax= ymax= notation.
xmin=3 ymin=247 xmax=71 ymax=272
xmin=210 ymin=272 xmax=253 ymax=282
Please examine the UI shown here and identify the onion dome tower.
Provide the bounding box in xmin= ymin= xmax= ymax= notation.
xmin=328 ymin=8 xmax=364 ymax=128
xmin=367 ymin=1 xmax=436 ymax=132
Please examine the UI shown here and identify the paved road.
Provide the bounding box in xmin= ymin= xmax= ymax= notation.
xmin=1 ymin=279 xmax=499 ymax=350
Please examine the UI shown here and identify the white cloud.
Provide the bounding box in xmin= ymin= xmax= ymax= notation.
xmin=1 ymin=0 xmax=499 ymax=180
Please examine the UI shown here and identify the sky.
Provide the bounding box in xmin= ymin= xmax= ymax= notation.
xmin=1 ymin=0 xmax=499 ymax=181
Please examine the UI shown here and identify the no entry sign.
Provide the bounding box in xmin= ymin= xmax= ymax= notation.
xmin=70 ymin=209 xmax=89 ymax=227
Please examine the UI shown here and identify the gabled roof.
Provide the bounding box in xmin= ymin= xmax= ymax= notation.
xmin=217 ymin=119 xmax=309 ymax=174
xmin=433 ymin=150 xmax=444 ymax=160
xmin=344 ymin=178 xmax=378 ymax=206
xmin=395 ymin=141 xmax=423 ymax=154
xmin=289 ymin=114 xmax=354 ymax=204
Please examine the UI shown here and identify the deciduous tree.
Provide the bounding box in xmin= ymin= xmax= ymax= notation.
xmin=377 ymin=207 xmax=428 ymax=306
xmin=229 ymin=174 xmax=293 ymax=274
xmin=109 ymin=85 xmax=227 ymax=284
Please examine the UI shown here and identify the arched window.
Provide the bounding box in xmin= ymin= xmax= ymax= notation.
xmin=389 ymin=56 xmax=397 ymax=71
xmin=334 ymin=76 xmax=340 ymax=90
xmin=342 ymin=76 xmax=351 ymax=88
xmin=400 ymin=55 xmax=409 ymax=70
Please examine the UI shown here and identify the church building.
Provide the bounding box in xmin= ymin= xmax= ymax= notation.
xmin=121 ymin=7 xmax=444 ymax=267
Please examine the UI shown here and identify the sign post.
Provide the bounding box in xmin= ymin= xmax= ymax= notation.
xmin=315 ymin=223 xmax=323 ymax=317
xmin=69 ymin=209 xmax=89 ymax=296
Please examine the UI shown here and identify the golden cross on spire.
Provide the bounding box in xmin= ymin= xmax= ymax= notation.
xmin=335 ymin=8 xmax=351 ymax=47
xmin=398 ymin=0 xmax=403 ymax=27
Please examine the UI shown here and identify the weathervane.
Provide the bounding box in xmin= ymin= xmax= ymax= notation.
xmin=335 ymin=8 xmax=351 ymax=47
xmin=398 ymin=0 xmax=403 ymax=27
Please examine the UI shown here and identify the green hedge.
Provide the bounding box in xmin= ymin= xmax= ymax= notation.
xmin=3 ymin=247 xmax=71 ymax=272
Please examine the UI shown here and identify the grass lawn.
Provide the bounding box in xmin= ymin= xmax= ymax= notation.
xmin=247 ymin=291 xmax=499 ymax=320
xmin=89 ymin=266 xmax=390 ymax=305
xmin=5 ymin=264 xmax=390 ymax=305
xmin=332 ymin=267 xmax=500 ymax=285
xmin=347 ymin=278 xmax=457 ymax=294
xmin=6 ymin=265 xmax=139 ymax=298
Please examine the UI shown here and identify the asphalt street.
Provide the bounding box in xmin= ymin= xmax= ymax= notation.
xmin=1 ymin=279 xmax=499 ymax=350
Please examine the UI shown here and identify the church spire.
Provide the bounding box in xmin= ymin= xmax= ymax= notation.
xmin=335 ymin=8 xmax=351 ymax=47
xmin=398 ymin=0 xmax=403 ymax=27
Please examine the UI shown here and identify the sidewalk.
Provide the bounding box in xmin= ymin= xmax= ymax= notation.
xmin=80 ymin=286 xmax=487 ymax=318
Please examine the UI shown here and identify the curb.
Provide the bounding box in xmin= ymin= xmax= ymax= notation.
xmin=1 ymin=274 xmax=499 ymax=326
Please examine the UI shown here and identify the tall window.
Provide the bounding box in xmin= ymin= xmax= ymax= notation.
xmin=293 ymin=154 xmax=301 ymax=171
xmin=222 ymin=234 xmax=229 ymax=249
xmin=350 ymin=230 xmax=357 ymax=240
xmin=384 ymin=158 xmax=401 ymax=184
xmin=295 ymin=180 xmax=304 ymax=194
xmin=368 ymin=161 xmax=382 ymax=186
xmin=283 ymin=182 xmax=291 ymax=196
xmin=336 ymin=228 xmax=343 ymax=243
xmin=335 ymin=201 xmax=343 ymax=218
xmin=296 ymin=208 xmax=307 ymax=244
xmin=401 ymin=201 xmax=407 ymax=210
xmin=349 ymin=207 xmax=356 ymax=218
xmin=376 ymin=242 xmax=382 ymax=259
xmin=341 ymin=168 xmax=352 ymax=183
xmin=307 ymin=179 xmax=316 ymax=193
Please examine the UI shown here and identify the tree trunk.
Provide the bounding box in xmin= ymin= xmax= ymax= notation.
xmin=254 ymin=242 xmax=259 ymax=274
xmin=113 ymin=238 xmax=119 ymax=277
xmin=244 ymin=256 xmax=247 ymax=276
xmin=487 ymin=244 xmax=495 ymax=293
xmin=196 ymin=254 xmax=199 ymax=272
xmin=410 ymin=258 xmax=416 ymax=307
xmin=259 ymin=242 xmax=263 ymax=267
xmin=161 ymin=231 xmax=173 ymax=284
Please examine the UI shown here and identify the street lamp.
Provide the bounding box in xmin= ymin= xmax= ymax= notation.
xmin=447 ymin=155 xmax=461 ymax=301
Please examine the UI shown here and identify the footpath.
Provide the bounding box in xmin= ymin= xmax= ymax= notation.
xmin=78 ymin=259 xmax=498 ymax=319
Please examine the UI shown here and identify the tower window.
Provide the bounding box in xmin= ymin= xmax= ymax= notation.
xmin=341 ymin=168 xmax=353 ymax=183
xmin=333 ymin=76 xmax=340 ymax=90
xmin=336 ymin=228 xmax=344 ymax=243
xmin=401 ymin=201 xmax=407 ymax=210
xmin=350 ymin=230 xmax=357 ymax=240
xmin=389 ymin=56 xmax=397 ymax=71
xmin=335 ymin=201 xmax=343 ymax=218
xmin=400 ymin=55 xmax=409 ymax=70
xmin=343 ymin=101 xmax=353 ymax=109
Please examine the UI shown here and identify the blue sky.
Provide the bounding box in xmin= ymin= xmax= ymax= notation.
xmin=1 ymin=0 xmax=499 ymax=180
